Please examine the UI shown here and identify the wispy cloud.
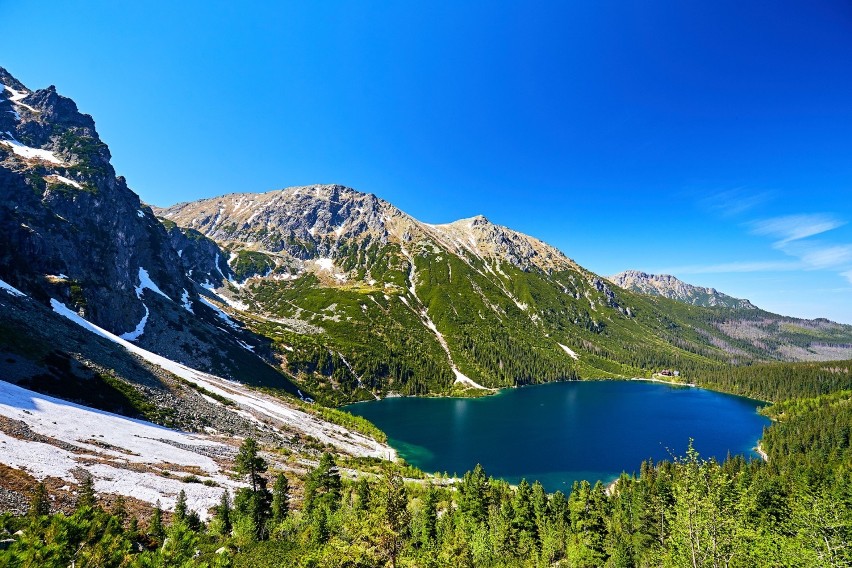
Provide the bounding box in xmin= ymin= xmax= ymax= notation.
xmin=699 ymin=188 xmax=774 ymax=218
xmin=655 ymin=261 xmax=803 ymax=275
xmin=842 ymin=270 xmax=852 ymax=285
xmin=799 ymin=245 xmax=852 ymax=269
xmin=750 ymin=214 xmax=845 ymax=245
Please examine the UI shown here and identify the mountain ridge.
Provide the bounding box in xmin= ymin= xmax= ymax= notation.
xmin=153 ymin=184 xmax=852 ymax=403
xmin=609 ymin=270 xmax=758 ymax=310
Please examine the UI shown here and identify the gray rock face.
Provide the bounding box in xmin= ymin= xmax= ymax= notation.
xmin=0 ymin=66 xmax=301 ymax=392
xmin=0 ymin=66 xmax=192 ymax=335
xmin=155 ymin=184 xmax=395 ymax=260
xmin=155 ymin=184 xmax=581 ymax=277
xmin=609 ymin=270 xmax=757 ymax=309
xmin=161 ymin=223 xmax=233 ymax=288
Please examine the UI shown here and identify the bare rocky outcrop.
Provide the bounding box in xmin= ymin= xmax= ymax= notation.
xmin=609 ymin=270 xmax=757 ymax=310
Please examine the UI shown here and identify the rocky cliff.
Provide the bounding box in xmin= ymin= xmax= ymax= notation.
xmin=0 ymin=66 xmax=297 ymax=390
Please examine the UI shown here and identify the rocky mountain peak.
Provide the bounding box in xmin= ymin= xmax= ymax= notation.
xmin=24 ymin=85 xmax=96 ymax=129
xmin=0 ymin=67 xmax=188 ymax=333
xmin=609 ymin=270 xmax=757 ymax=310
xmin=0 ymin=66 xmax=27 ymax=92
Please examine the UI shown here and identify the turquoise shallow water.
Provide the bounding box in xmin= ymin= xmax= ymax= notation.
xmin=344 ymin=380 xmax=770 ymax=492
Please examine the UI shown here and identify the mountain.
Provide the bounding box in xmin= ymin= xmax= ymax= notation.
xmin=0 ymin=66 xmax=302 ymax=392
xmin=155 ymin=186 xmax=852 ymax=404
xmin=0 ymin=66 xmax=399 ymax=512
xmin=609 ymin=270 xmax=757 ymax=310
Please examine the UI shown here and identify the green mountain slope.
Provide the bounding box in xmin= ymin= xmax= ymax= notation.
xmin=156 ymin=185 xmax=852 ymax=404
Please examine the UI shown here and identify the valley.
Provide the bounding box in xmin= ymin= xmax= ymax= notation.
xmin=1 ymin=64 xmax=851 ymax=566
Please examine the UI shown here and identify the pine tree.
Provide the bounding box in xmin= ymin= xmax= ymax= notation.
xmin=235 ymin=437 xmax=267 ymax=493
xmin=174 ymin=489 xmax=188 ymax=523
xmin=420 ymin=484 xmax=438 ymax=547
xmin=355 ymin=477 xmax=371 ymax=511
xmin=216 ymin=489 xmax=232 ymax=535
xmin=77 ymin=472 xmax=96 ymax=509
xmin=150 ymin=500 xmax=165 ymax=541
xmin=271 ymin=473 xmax=290 ymax=524
xmin=28 ymin=482 xmax=50 ymax=519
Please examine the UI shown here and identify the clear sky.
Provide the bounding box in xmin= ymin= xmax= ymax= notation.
xmin=3 ymin=1 xmax=852 ymax=322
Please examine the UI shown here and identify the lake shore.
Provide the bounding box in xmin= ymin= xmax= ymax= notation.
xmin=630 ymin=376 xmax=697 ymax=387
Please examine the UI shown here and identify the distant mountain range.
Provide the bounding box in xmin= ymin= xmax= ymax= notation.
xmin=609 ymin=270 xmax=757 ymax=310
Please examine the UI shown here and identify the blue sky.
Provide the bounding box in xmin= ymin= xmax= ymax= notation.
xmin=3 ymin=1 xmax=852 ymax=322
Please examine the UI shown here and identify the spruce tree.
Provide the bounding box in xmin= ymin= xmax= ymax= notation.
xmin=174 ymin=489 xmax=188 ymax=523
xmin=113 ymin=494 xmax=127 ymax=524
xmin=381 ymin=468 xmax=410 ymax=568
xmin=304 ymin=452 xmax=342 ymax=515
xmin=235 ymin=437 xmax=267 ymax=493
xmin=420 ymin=484 xmax=438 ymax=547
xmin=355 ymin=477 xmax=371 ymax=511
xmin=271 ymin=473 xmax=290 ymax=524
xmin=77 ymin=472 xmax=96 ymax=509
xmin=458 ymin=463 xmax=490 ymax=525
xmin=234 ymin=438 xmax=272 ymax=540
xmin=512 ymin=479 xmax=536 ymax=537
xmin=28 ymin=482 xmax=50 ymax=519
xmin=150 ymin=500 xmax=165 ymax=541
xmin=216 ymin=489 xmax=232 ymax=535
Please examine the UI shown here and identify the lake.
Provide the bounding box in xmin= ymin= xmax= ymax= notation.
xmin=344 ymin=380 xmax=770 ymax=492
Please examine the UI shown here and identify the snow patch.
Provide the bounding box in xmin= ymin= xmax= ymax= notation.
xmin=452 ymin=368 xmax=489 ymax=390
xmin=558 ymin=343 xmax=579 ymax=360
xmin=0 ymin=379 xmax=241 ymax=517
xmin=49 ymin=300 xmax=393 ymax=460
xmin=119 ymin=303 xmax=149 ymax=341
xmin=315 ymin=258 xmax=334 ymax=271
xmin=181 ymin=289 xmax=194 ymax=313
xmin=45 ymin=174 xmax=82 ymax=189
xmin=214 ymin=253 xmax=227 ymax=281
xmin=198 ymin=296 xmax=240 ymax=330
xmin=137 ymin=209 xmax=145 ymax=218
xmin=1 ymin=84 xmax=39 ymax=113
xmin=1 ymin=131 xmax=62 ymax=164
xmin=134 ymin=267 xmax=171 ymax=301
xmin=219 ymin=293 xmax=248 ymax=311
xmin=0 ymin=278 xmax=26 ymax=297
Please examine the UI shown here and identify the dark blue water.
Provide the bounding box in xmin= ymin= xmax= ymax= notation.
xmin=345 ymin=380 xmax=769 ymax=492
